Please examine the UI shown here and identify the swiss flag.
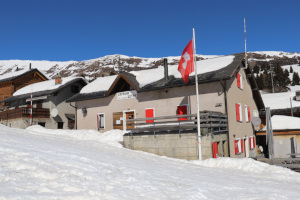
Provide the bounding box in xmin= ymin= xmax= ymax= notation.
xmin=178 ymin=39 xmax=194 ymax=83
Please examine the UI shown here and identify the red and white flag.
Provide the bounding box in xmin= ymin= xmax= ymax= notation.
xmin=178 ymin=39 xmax=194 ymax=83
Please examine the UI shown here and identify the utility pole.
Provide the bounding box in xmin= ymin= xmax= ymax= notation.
xmin=270 ymin=63 xmax=275 ymax=93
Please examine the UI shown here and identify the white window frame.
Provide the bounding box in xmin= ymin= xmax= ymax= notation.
xmin=249 ymin=136 xmax=255 ymax=150
xmin=97 ymin=113 xmax=105 ymax=130
xmin=245 ymin=105 xmax=249 ymax=122
xmin=236 ymin=138 xmax=242 ymax=154
xmin=236 ymin=103 xmax=243 ymax=122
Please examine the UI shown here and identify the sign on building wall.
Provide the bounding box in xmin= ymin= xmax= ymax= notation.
xmin=117 ymin=90 xmax=137 ymax=100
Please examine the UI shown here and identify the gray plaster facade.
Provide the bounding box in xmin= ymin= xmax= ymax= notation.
xmin=75 ymin=67 xmax=261 ymax=158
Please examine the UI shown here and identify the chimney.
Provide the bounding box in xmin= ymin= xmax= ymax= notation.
xmin=54 ymin=73 xmax=62 ymax=85
xmin=29 ymin=63 xmax=32 ymax=70
xmin=16 ymin=67 xmax=18 ymax=71
xmin=163 ymin=58 xmax=168 ymax=81
xmin=296 ymin=90 xmax=300 ymax=101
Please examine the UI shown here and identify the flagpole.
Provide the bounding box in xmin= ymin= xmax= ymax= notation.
xmin=193 ymin=28 xmax=202 ymax=160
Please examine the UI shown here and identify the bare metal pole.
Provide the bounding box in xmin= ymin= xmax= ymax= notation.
xmin=270 ymin=63 xmax=274 ymax=93
xmin=244 ymin=18 xmax=248 ymax=69
xmin=193 ymin=28 xmax=202 ymax=160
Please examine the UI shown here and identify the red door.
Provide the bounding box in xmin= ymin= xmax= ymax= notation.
xmin=213 ymin=142 xmax=218 ymax=158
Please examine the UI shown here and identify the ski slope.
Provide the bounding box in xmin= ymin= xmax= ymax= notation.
xmin=0 ymin=125 xmax=300 ymax=199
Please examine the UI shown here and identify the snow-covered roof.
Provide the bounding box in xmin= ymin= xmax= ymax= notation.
xmin=14 ymin=77 xmax=85 ymax=96
xmin=264 ymin=115 xmax=300 ymax=130
xmin=0 ymin=68 xmax=48 ymax=83
xmin=0 ymin=70 xmax=29 ymax=81
xmin=261 ymin=86 xmax=300 ymax=110
xmin=80 ymin=75 xmax=117 ymax=94
xmin=130 ymin=55 xmax=235 ymax=88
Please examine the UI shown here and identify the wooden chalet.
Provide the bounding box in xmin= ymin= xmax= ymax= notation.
xmin=0 ymin=69 xmax=48 ymax=104
xmin=1 ymin=76 xmax=87 ymax=129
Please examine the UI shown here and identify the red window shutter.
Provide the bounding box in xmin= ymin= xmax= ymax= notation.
xmin=234 ymin=140 xmax=239 ymax=155
xmin=177 ymin=105 xmax=187 ymax=121
xmin=237 ymin=73 xmax=241 ymax=88
xmin=253 ymin=137 xmax=256 ymax=148
xmin=249 ymin=137 xmax=253 ymax=149
xmin=248 ymin=106 xmax=251 ymax=122
xmin=236 ymin=103 xmax=240 ymax=121
xmin=241 ymin=139 xmax=244 ymax=153
xmin=145 ymin=109 xmax=154 ymax=123
xmin=213 ymin=142 xmax=218 ymax=158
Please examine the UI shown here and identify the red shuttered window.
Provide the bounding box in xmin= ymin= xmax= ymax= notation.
xmin=236 ymin=103 xmax=242 ymax=122
xmin=177 ymin=105 xmax=188 ymax=121
xmin=234 ymin=140 xmax=239 ymax=155
xmin=237 ymin=73 xmax=241 ymax=88
xmin=248 ymin=106 xmax=251 ymax=122
xmin=235 ymin=138 xmax=244 ymax=155
xmin=145 ymin=108 xmax=154 ymax=123
xmin=241 ymin=139 xmax=244 ymax=153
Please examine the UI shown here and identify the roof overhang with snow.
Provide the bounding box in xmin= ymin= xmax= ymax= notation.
xmin=67 ymin=53 xmax=265 ymax=110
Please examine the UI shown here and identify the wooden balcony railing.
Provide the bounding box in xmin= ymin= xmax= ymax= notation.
xmin=125 ymin=111 xmax=228 ymax=137
xmin=0 ymin=107 xmax=50 ymax=120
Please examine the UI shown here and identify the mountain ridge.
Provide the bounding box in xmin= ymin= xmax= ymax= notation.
xmin=0 ymin=51 xmax=299 ymax=80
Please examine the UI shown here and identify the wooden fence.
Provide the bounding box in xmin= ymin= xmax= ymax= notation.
xmin=0 ymin=107 xmax=50 ymax=120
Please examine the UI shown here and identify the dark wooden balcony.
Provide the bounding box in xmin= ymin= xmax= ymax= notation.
xmin=0 ymin=107 xmax=50 ymax=120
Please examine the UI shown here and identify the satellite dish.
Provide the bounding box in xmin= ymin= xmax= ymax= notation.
xmin=251 ymin=117 xmax=261 ymax=127
xmin=51 ymin=108 xmax=58 ymax=117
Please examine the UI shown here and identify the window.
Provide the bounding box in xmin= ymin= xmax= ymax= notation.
xmin=177 ymin=105 xmax=188 ymax=121
xmin=237 ymin=72 xmax=243 ymax=89
xmin=97 ymin=113 xmax=105 ymax=129
xmin=234 ymin=138 xmax=244 ymax=155
xmin=145 ymin=108 xmax=154 ymax=123
xmin=235 ymin=103 xmax=242 ymax=122
xmin=245 ymin=105 xmax=251 ymax=122
xmin=57 ymin=122 xmax=64 ymax=129
xmin=249 ymin=136 xmax=256 ymax=150
xmin=38 ymin=122 xmax=45 ymax=127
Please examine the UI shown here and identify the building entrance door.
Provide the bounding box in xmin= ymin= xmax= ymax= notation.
xmin=113 ymin=112 xmax=123 ymax=130
xmin=113 ymin=111 xmax=135 ymax=130
xmin=124 ymin=111 xmax=135 ymax=130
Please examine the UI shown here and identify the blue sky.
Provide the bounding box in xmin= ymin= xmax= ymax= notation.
xmin=0 ymin=0 xmax=299 ymax=61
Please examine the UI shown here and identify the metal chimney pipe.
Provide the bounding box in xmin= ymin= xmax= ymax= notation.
xmin=29 ymin=63 xmax=32 ymax=70
xmin=163 ymin=58 xmax=168 ymax=81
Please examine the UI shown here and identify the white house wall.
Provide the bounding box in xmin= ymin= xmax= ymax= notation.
xmin=76 ymin=82 xmax=226 ymax=131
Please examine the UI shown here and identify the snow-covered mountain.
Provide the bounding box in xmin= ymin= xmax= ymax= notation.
xmin=0 ymin=51 xmax=299 ymax=80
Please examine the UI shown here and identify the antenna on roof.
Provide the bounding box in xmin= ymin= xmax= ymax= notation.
xmin=242 ymin=18 xmax=248 ymax=69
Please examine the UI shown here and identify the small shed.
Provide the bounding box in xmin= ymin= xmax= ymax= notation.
xmin=256 ymin=115 xmax=300 ymax=158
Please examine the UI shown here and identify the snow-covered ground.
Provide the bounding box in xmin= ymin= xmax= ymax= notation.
xmin=261 ymin=85 xmax=300 ymax=110
xmin=1 ymin=125 xmax=300 ymax=199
